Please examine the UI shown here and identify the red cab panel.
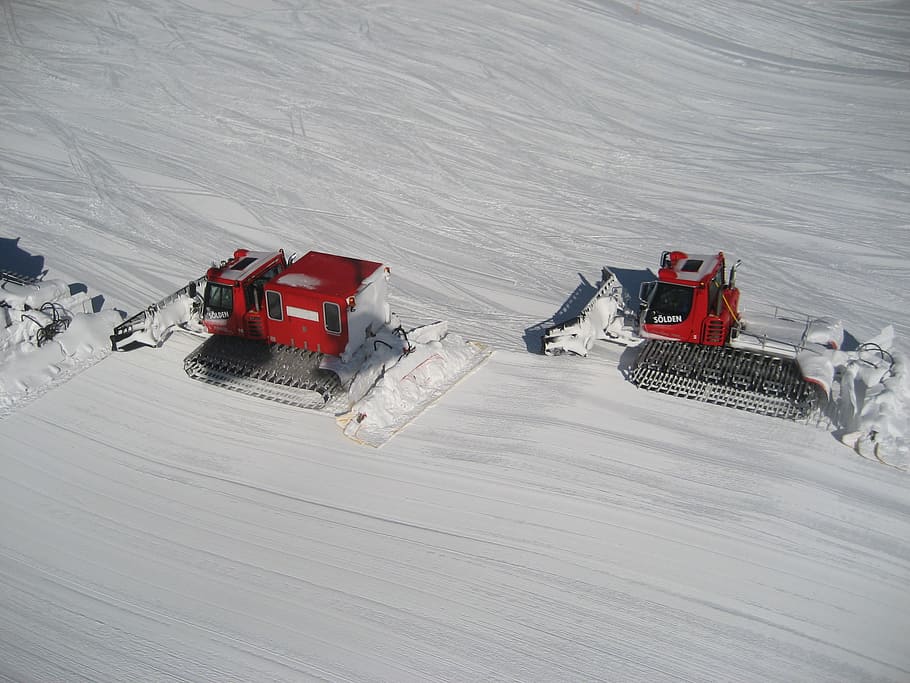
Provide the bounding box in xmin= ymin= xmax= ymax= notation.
xmin=640 ymin=251 xmax=739 ymax=345
xmin=202 ymin=249 xmax=287 ymax=337
xmin=200 ymin=248 xmax=389 ymax=360
xmin=262 ymin=251 xmax=385 ymax=357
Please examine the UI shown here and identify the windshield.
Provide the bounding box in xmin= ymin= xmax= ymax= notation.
xmin=644 ymin=282 xmax=693 ymax=325
xmin=204 ymin=282 xmax=233 ymax=320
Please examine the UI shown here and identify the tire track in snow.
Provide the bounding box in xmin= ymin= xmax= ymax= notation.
xmin=0 ymin=416 xmax=816 ymax=673
xmin=1 ymin=417 xmax=678 ymax=679
xmin=0 ymin=340 xmax=884 ymax=680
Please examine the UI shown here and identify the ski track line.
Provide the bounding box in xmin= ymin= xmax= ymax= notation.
xmin=3 ymin=428 xmax=687 ymax=678
xmin=0 ymin=473 xmax=744 ymax=681
xmin=3 ymin=447 xmax=485 ymax=677
xmin=3 ymin=352 xmax=892 ymax=680
xmin=14 ymin=374 xmax=904 ymax=652
xmin=0 ymin=549 xmax=353 ymax=682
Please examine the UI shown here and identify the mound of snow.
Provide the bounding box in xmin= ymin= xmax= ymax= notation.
xmin=0 ymin=277 xmax=119 ymax=417
xmin=832 ymin=326 xmax=908 ymax=469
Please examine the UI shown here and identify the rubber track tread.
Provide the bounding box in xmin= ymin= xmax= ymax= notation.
xmin=628 ymin=339 xmax=817 ymax=420
xmin=183 ymin=335 xmax=343 ymax=410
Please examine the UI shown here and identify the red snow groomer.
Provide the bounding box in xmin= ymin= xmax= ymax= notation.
xmin=110 ymin=246 xmax=492 ymax=445
xmin=111 ymin=248 xmax=398 ymax=409
xmin=542 ymin=250 xmax=843 ymax=420
xmin=637 ymin=250 xmax=741 ymax=345
xmin=196 ymin=249 xmax=389 ymax=358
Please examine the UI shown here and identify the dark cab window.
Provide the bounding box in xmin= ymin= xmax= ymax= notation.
xmin=204 ymin=283 xmax=233 ymax=318
xmin=323 ymin=302 xmax=342 ymax=334
xmin=645 ymin=283 xmax=694 ymax=325
xmin=266 ymin=291 xmax=283 ymax=320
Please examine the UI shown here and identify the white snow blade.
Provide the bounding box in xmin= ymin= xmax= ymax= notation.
xmin=337 ymin=321 xmax=492 ymax=447
xmin=541 ymin=267 xmax=634 ymax=356
xmin=111 ymin=277 xmax=206 ymax=351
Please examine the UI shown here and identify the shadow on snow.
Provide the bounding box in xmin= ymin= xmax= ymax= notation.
xmin=523 ymin=265 xmax=654 ymax=354
xmin=1 ymin=236 xmax=104 ymax=312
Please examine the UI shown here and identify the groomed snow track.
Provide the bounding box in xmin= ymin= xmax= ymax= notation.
xmin=628 ymin=339 xmax=819 ymax=420
xmin=183 ymin=335 xmax=345 ymax=411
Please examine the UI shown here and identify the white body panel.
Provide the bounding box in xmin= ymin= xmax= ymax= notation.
xmin=342 ymin=265 xmax=391 ymax=363
xmin=286 ymin=305 xmax=320 ymax=322
xmin=731 ymin=310 xmax=843 ymax=359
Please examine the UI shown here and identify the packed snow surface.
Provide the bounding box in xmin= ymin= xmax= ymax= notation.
xmin=2 ymin=1 xmax=910 ymax=681
xmin=276 ymin=272 xmax=323 ymax=289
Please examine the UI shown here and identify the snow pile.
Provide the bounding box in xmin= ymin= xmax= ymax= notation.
xmin=807 ymin=317 xmax=845 ymax=347
xmin=0 ymin=277 xmax=119 ymax=417
xmin=276 ymin=273 xmax=323 ymax=289
xmin=831 ymin=326 xmax=908 ymax=468
xmin=336 ymin=319 xmax=491 ymax=447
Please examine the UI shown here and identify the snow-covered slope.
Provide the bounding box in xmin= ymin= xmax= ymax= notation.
xmin=2 ymin=0 xmax=909 ymax=680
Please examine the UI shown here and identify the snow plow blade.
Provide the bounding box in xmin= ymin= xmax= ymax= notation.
xmin=338 ymin=322 xmax=492 ymax=447
xmin=542 ymin=267 xmax=635 ymax=356
xmin=111 ymin=277 xmax=205 ymax=351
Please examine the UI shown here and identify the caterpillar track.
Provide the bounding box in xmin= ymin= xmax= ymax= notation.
xmin=183 ymin=335 xmax=346 ymax=411
xmin=628 ymin=339 xmax=819 ymax=420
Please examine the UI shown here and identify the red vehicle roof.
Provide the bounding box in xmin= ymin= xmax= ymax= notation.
xmin=208 ymin=250 xmax=283 ymax=284
xmin=658 ymin=251 xmax=723 ymax=285
xmin=274 ymin=251 xmax=384 ymax=297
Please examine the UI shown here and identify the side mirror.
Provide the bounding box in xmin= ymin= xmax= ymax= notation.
xmin=639 ymin=281 xmax=656 ymax=307
xmin=729 ymin=259 xmax=742 ymax=289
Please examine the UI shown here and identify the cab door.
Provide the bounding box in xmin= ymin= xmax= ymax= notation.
xmin=241 ymin=261 xmax=284 ymax=340
xmin=242 ymin=281 xmax=266 ymax=339
xmin=202 ymin=281 xmax=242 ymax=336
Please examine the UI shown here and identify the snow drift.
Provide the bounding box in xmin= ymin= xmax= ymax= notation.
xmin=0 ymin=274 xmax=119 ymax=417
